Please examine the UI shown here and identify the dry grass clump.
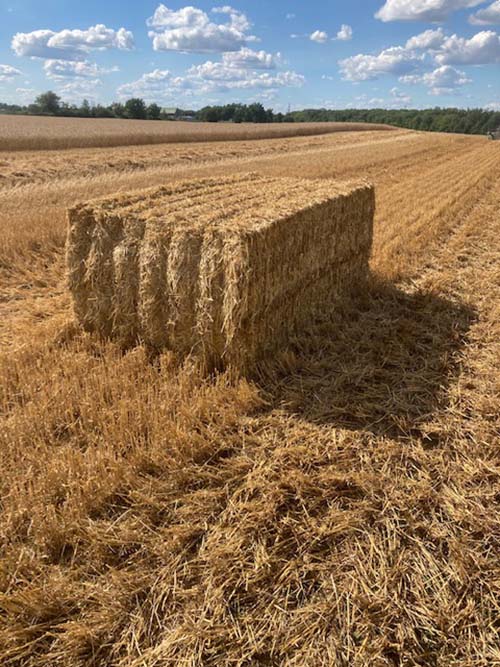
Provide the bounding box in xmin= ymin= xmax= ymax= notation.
xmin=67 ymin=174 xmax=374 ymax=372
xmin=0 ymin=115 xmax=395 ymax=151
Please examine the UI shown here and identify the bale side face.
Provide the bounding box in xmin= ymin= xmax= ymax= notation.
xmin=219 ymin=184 xmax=374 ymax=371
xmin=67 ymin=175 xmax=374 ymax=372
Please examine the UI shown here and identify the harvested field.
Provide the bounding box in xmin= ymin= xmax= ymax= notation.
xmin=68 ymin=174 xmax=374 ymax=371
xmin=1 ymin=128 xmax=499 ymax=666
xmin=0 ymin=114 xmax=394 ymax=151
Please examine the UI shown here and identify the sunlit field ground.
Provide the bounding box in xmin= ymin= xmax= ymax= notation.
xmin=1 ymin=124 xmax=499 ymax=666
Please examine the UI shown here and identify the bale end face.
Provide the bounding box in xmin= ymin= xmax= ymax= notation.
xmin=67 ymin=174 xmax=375 ymax=373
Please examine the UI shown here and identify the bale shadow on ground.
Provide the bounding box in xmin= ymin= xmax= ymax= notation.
xmin=259 ymin=280 xmax=476 ymax=439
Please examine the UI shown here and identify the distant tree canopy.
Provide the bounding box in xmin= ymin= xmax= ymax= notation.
xmin=1 ymin=92 xmax=499 ymax=136
xmin=284 ymin=107 xmax=500 ymax=135
xmin=147 ymin=103 xmax=161 ymax=120
xmin=197 ymin=103 xmax=273 ymax=123
xmin=124 ymin=98 xmax=147 ymax=120
xmin=34 ymin=91 xmax=61 ymax=115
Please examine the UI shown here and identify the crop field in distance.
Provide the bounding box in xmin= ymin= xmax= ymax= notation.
xmin=0 ymin=119 xmax=499 ymax=666
xmin=0 ymin=114 xmax=393 ymax=151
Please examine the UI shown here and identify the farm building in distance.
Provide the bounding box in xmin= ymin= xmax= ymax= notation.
xmin=161 ymin=107 xmax=196 ymax=121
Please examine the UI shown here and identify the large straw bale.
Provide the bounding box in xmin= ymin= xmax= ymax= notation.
xmin=67 ymin=174 xmax=374 ymax=372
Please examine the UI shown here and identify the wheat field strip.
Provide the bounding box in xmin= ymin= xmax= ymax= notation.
xmin=0 ymin=116 xmax=395 ymax=151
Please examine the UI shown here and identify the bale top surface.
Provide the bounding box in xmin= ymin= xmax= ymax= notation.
xmin=70 ymin=174 xmax=371 ymax=234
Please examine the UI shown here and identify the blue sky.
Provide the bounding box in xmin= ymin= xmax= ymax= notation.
xmin=0 ymin=0 xmax=499 ymax=110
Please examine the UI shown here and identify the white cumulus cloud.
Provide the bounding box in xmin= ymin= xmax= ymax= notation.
xmin=310 ymin=30 xmax=328 ymax=43
xmin=350 ymin=94 xmax=386 ymax=108
xmin=43 ymin=59 xmax=118 ymax=79
xmin=222 ymin=47 xmax=281 ymax=69
xmin=339 ymin=46 xmax=424 ymax=81
xmin=401 ymin=65 xmax=471 ymax=94
xmin=0 ymin=63 xmax=22 ymax=81
xmin=117 ymin=69 xmax=189 ymax=101
xmin=11 ymin=24 xmax=134 ymax=60
xmin=186 ymin=61 xmax=304 ymax=91
xmin=424 ymin=65 xmax=472 ymax=93
xmin=470 ymin=1 xmax=500 ymax=24
xmin=390 ymin=86 xmax=412 ymax=104
xmin=436 ymin=30 xmax=500 ymax=64
xmin=376 ymin=0 xmax=484 ymax=22
xmin=147 ymin=5 xmax=208 ymax=29
xmin=147 ymin=4 xmax=257 ymax=53
xmin=56 ymin=79 xmax=103 ymax=102
xmin=211 ymin=6 xmax=251 ymax=32
xmin=336 ymin=24 xmax=353 ymax=41
xmin=15 ymin=87 xmax=38 ymax=102
xmin=117 ymin=49 xmax=304 ymax=101
xmin=339 ymin=27 xmax=500 ymax=89
xmin=405 ymin=28 xmax=446 ymax=50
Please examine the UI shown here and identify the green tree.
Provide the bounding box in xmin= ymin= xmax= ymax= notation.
xmin=245 ymin=103 xmax=267 ymax=123
xmin=232 ymin=106 xmax=245 ymax=123
xmin=35 ymin=91 xmax=61 ymax=115
xmin=80 ymin=99 xmax=91 ymax=117
xmin=147 ymin=103 xmax=161 ymax=120
xmin=204 ymin=107 xmax=220 ymax=122
xmin=124 ymin=98 xmax=147 ymax=119
xmin=110 ymin=102 xmax=126 ymax=118
xmin=93 ymin=104 xmax=113 ymax=118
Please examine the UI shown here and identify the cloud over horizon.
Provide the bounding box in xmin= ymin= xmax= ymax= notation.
xmin=11 ymin=24 xmax=134 ymax=61
xmin=43 ymin=59 xmax=119 ymax=80
xmin=470 ymin=1 xmax=500 ymax=24
xmin=117 ymin=45 xmax=303 ymax=102
xmin=339 ymin=25 xmax=499 ymax=97
xmin=375 ymin=0 xmax=485 ymax=22
xmin=1 ymin=2 xmax=498 ymax=110
xmin=0 ymin=63 xmax=22 ymax=81
xmin=147 ymin=4 xmax=257 ymax=53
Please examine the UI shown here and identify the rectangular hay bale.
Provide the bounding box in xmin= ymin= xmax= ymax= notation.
xmin=67 ymin=174 xmax=375 ymax=372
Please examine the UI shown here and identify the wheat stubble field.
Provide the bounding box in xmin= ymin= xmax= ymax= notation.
xmin=0 ymin=124 xmax=499 ymax=666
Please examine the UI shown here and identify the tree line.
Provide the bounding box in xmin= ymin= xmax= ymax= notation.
xmin=0 ymin=91 xmax=192 ymax=121
xmin=286 ymin=107 xmax=500 ymax=135
xmin=198 ymin=104 xmax=500 ymax=134
xmin=1 ymin=90 xmax=499 ymax=135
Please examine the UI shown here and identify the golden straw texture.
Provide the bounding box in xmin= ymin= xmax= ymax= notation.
xmin=67 ymin=174 xmax=374 ymax=371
